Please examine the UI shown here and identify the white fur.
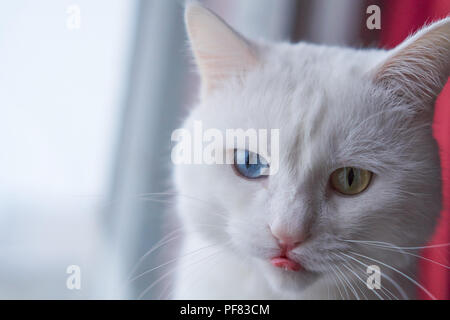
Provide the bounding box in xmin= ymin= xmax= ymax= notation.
xmin=172 ymin=3 xmax=449 ymax=299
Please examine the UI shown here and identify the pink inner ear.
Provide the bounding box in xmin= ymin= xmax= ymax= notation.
xmin=197 ymin=51 xmax=257 ymax=92
xmin=185 ymin=3 xmax=259 ymax=95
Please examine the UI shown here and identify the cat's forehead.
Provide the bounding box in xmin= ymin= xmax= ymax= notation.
xmin=262 ymin=42 xmax=385 ymax=83
xmin=196 ymin=43 xmax=399 ymax=156
xmin=204 ymin=44 xmax=386 ymax=132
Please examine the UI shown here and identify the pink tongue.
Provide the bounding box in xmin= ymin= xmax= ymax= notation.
xmin=271 ymin=257 xmax=302 ymax=271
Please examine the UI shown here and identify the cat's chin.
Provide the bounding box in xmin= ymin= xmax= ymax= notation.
xmin=259 ymin=261 xmax=320 ymax=295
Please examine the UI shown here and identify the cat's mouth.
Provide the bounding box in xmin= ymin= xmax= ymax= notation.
xmin=270 ymin=256 xmax=303 ymax=272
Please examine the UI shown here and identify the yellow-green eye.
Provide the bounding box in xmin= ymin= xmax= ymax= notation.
xmin=330 ymin=167 xmax=372 ymax=195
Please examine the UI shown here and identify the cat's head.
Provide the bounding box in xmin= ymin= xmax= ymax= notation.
xmin=175 ymin=3 xmax=449 ymax=295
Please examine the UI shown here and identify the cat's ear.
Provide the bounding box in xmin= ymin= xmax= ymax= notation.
xmin=185 ymin=3 xmax=258 ymax=96
xmin=372 ymin=17 xmax=450 ymax=105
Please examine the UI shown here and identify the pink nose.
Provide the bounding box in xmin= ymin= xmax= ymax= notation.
xmin=270 ymin=228 xmax=305 ymax=253
xmin=276 ymin=238 xmax=303 ymax=254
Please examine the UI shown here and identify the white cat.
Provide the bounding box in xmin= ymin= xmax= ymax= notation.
xmin=172 ymin=3 xmax=450 ymax=299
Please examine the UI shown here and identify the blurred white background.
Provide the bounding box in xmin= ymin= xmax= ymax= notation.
xmin=0 ymin=0 xmax=136 ymax=298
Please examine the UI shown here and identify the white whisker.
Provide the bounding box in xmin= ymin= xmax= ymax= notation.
xmin=349 ymin=251 xmax=436 ymax=300
xmin=339 ymin=251 xmax=408 ymax=299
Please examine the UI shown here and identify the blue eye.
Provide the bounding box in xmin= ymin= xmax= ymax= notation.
xmin=233 ymin=149 xmax=269 ymax=179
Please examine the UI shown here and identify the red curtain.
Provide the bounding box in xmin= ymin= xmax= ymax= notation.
xmin=379 ymin=0 xmax=450 ymax=300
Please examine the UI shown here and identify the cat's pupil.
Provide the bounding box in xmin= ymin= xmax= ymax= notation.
xmin=347 ymin=168 xmax=355 ymax=186
xmin=245 ymin=152 xmax=250 ymax=169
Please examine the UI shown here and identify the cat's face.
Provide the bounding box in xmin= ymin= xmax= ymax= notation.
xmin=176 ymin=4 xmax=448 ymax=295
